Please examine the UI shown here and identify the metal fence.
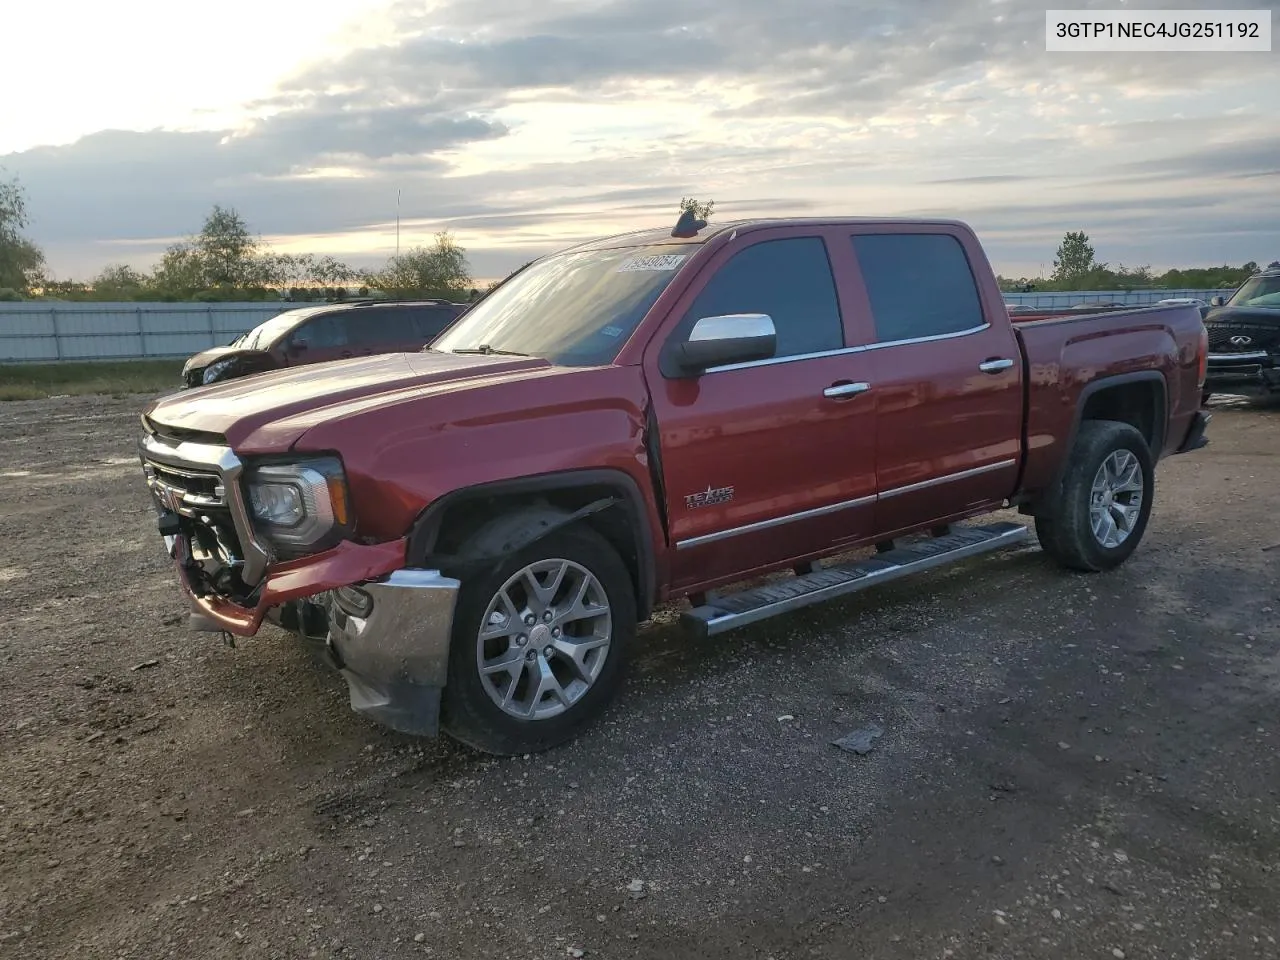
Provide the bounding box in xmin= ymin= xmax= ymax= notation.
xmin=1002 ymin=288 xmax=1236 ymax=309
xmin=0 ymin=289 xmax=1241 ymax=363
xmin=0 ymin=302 xmax=325 ymax=363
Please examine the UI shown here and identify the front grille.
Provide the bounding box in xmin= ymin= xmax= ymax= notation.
xmin=1206 ymin=322 xmax=1280 ymax=353
xmin=139 ymin=431 xmax=270 ymax=591
xmin=144 ymin=462 xmax=226 ymax=512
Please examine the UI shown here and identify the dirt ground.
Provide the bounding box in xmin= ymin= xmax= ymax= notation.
xmin=1 ymin=394 xmax=1278 ymax=960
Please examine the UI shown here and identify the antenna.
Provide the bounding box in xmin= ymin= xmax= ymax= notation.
xmin=396 ymin=189 xmax=401 ymax=257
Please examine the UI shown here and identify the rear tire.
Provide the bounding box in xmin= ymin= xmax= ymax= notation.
xmin=1035 ymin=420 xmax=1154 ymax=572
xmin=440 ymin=525 xmax=635 ymax=755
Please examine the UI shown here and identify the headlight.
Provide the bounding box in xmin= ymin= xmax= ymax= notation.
xmin=203 ymin=359 xmax=237 ymax=384
xmin=245 ymin=457 xmax=352 ymax=556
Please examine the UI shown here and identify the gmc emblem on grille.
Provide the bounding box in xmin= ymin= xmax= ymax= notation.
xmin=1230 ymin=336 xmax=1253 ymax=346
xmin=151 ymin=482 xmax=183 ymax=514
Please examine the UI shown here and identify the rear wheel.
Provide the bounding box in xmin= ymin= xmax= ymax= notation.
xmin=1035 ymin=420 xmax=1154 ymax=572
xmin=441 ymin=525 xmax=635 ymax=755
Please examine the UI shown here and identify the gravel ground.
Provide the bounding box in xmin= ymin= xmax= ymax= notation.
xmin=1 ymin=394 xmax=1278 ymax=960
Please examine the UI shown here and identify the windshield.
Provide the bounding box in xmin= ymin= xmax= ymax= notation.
xmin=432 ymin=245 xmax=692 ymax=365
xmin=234 ymin=311 xmax=308 ymax=350
xmin=1228 ymin=275 xmax=1280 ymax=309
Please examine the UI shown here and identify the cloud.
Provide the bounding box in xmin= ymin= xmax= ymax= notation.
xmin=4 ymin=0 xmax=1279 ymax=278
xmin=925 ymin=176 xmax=1035 ymax=186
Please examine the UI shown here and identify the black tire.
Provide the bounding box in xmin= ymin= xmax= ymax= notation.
xmin=1201 ymin=390 xmax=1212 ymax=407
xmin=440 ymin=525 xmax=635 ymax=755
xmin=1034 ymin=420 xmax=1154 ymax=573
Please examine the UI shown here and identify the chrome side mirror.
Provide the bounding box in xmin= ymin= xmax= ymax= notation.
xmin=675 ymin=313 xmax=777 ymax=374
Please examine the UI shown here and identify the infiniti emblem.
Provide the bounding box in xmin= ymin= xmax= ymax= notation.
xmin=1230 ymin=335 xmax=1253 ymax=345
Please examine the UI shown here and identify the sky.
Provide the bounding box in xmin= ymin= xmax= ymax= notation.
xmin=2 ymin=0 xmax=1278 ymax=282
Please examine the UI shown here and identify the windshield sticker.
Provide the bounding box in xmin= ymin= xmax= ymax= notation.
xmin=600 ymin=325 xmax=624 ymax=338
xmin=616 ymin=254 xmax=687 ymax=273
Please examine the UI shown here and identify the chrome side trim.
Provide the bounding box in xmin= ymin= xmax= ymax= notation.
xmin=706 ymin=345 xmax=863 ymax=374
xmin=140 ymin=433 xmax=272 ymax=585
xmin=677 ymin=494 xmax=876 ymax=549
xmin=675 ymin=458 xmax=1018 ymax=549
xmin=876 ymin=458 xmax=1018 ymax=500
xmin=859 ymin=323 xmax=991 ymax=353
xmin=703 ymin=323 xmax=992 ymax=374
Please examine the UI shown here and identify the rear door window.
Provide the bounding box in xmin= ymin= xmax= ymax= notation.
xmin=852 ymin=234 xmax=985 ymax=342
xmin=679 ymin=237 xmax=844 ymax=361
xmin=344 ymin=308 xmax=416 ymax=345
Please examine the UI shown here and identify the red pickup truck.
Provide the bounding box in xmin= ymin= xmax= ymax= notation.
xmin=138 ymin=215 xmax=1210 ymax=754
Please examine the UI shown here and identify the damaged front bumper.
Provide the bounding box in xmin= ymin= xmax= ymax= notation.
xmin=271 ymin=571 xmax=461 ymax=737
xmin=142 ymin=429 xmax=462 ymax=736
xmin=173 ymin=536 xmax=459 ymax=737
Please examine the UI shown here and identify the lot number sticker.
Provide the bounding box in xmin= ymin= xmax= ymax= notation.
xmin=617 ymin=254 xmax=687 ymax=272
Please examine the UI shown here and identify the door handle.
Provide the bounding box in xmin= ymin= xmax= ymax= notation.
xmin=823 ymin=381 xmax=871 ymax=399
xmin=979 ymin=358 xmax=1015 ymax=373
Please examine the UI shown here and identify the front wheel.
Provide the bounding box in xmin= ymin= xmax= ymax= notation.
xmin=441 ymin=525 xmax=635 ymax=755
xmin=1035 ymin=420 xmax=1154 ymax=572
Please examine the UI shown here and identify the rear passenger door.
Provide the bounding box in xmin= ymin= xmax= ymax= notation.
xmin=845 ymin=229 xmax=1023 ymax=536
xmin=343 ymin=308 xmax=416 ymax=355
xmin=643 ymin=229 xmax=879 ymax=591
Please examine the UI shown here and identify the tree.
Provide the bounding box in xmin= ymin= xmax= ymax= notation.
xmin=1051 ymin=231 xmax=1096 ymax=286
xmin=149 ymin=242 xmax=205 ymax=299
xmin=150 ymin=204 xmax=278 ymax=298
xmin=196 ymin=205 xmax=266 ymax=288
xmin=91 ymin=264 xmax=149 ymax=300
xmin=0 ymin=172 xmax=46 ymax=294
xmin=679 ymin=197 xmax=715 ymax=221
xmin=376 ymin=231 xmax=472 ymax=299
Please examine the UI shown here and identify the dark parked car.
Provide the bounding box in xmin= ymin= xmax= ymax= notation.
xmin=1203 ymin=264 xmax=1280 ymax=402
xmin=181 ymin=300 xmax=468 ymax=387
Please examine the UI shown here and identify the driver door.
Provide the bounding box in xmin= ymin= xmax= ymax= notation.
xmin=641 ymin=229 xmax=878 ymax=591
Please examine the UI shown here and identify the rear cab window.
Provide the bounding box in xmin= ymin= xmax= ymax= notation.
xmin=852 ymin=234 xmax=986 ymax=342
xmin=674 ymin=236 xmax=844 ymax=365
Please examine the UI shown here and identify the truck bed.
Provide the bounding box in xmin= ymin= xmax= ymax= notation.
xmin=1012 ymin=303 xmax=1205 ymax=496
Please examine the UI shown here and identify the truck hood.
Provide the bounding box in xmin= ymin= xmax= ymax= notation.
xmin=145 ymin=351 xmax=552 ymax=451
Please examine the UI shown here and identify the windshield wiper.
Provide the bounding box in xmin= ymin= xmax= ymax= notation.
xmin=450 ymin=344 xmax=532 ymax=357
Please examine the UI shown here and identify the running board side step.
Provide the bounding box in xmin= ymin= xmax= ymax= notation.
xmin=681 ymin=522 xmax=1030 ymax=638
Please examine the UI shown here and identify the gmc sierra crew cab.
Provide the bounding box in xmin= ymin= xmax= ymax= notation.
xmin=138 ymin=213 xmax=1211 ymax=755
